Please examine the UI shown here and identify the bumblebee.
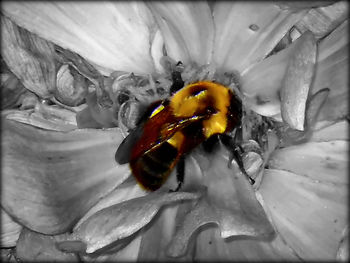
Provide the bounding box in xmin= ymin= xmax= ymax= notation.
xmin=115 ymin=72 xmax=254 ymax=191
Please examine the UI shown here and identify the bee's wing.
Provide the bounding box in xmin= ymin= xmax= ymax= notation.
xmin=130 ymin=112 xmax=208 ymax=162
xmin=115 ymin=100 xmax=165 ymax=165
xmin=117 ymin=97 xmax=210 ymax=165
xmin=115 ymin=125 xmax=144 ymax=164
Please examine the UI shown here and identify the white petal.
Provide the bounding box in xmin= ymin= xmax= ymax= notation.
xmin=167 ymin=146 xmax=274 ymax=257
xmin=147 ymin=2 xmax=214 ymax=65
xmin=241 ymin=40 xmax=294 ymax=116
xmin=65 ymin=191 xmax=200 ymax=254
xmin=151 ymin=30 xmax=166 ymax=73
xmin=1 ymin=15 xmax=56 ymax=98
xmin=295 ymin=1 xmax=349 ymax=39
xmin=74 ymin=179 xmax=146 ymax=230
xmin=137 ymin=206 xmax=193 ymax=261
xmin=5 ymin=105 xmax=78 ymax=132
xmin=1 ymin=209 xmax=22 ymax=248
xmin=312 ymin=20 xmax=349 ymax=122
xmin=280 ymin=31 xmax=317 ymax=131
xmin=268 ymin=140 xmax=347 ymax=185
xmin=2 ymin=118 xmax=130 ymax=234
xmin=259 ymin=167 xmax=347 ymax=260
xmin=310 ymin=120 xmax=349 ymax=142
xmin=2 ymin=2 xmax=157 ymax=75
xmin=212 ymin=2 xmax=306 ymax=73
xmin=277 ymin=1 xmax=338 ymax=10
xmin=15 ymin=229 xmax=78 ymax=262
xmin=194 ymin=225 xmax=299 ymax=261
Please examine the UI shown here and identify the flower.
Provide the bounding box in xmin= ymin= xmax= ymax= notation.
xmin=1 ymin=1 xmax=348 ymax=262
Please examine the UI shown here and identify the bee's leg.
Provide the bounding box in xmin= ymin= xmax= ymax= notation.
xmin=170 ymin=69 xmax=185 ymax=95
xmin=170 ymin=156 xmax=185 ymax=192
xmin=202 ymin=134 xmax=220 ymax=153
xmin=219 ymin=134 xmax=255 ymax=185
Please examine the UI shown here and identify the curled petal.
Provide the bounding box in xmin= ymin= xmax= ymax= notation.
xmin=138 ymin=205 xmax=194 ymax=261
xmin=2 ymin=2 xmax=157 ymax=75
xmin=137 ymin=155 xmax=204 ymax=260
xmin=305 ymin=88 xmax=330 ymax=129
xmin=212 ymin=2 xmax=306 ymax=73
xmin=243 ymin=152 xmax=263 ymax=180
xmin=166 ymin=198 xmax=216 ymax=258
xmin=1 ymin=15 xmax=56 ymax=98
xmin=1 ymin=209 xmax=22 ymax=248
xmin=15 ymin=228 xmax=78 ymax=262
xmin=76 ymin=92 xmax=118 ymax=129
xmin=74 ymin=179 xmax=146 ymax=230
xmin=202 ymin=147 xmax=274 ymax=239
xmin=55 ymin=64 xmax=87 ymax=107
xmin=281 ymin=31 xmax=317 ymax=131
xmin=312 ymin=20 xmax=349 ymax=122
xmin=81 ymin=234 xmax=143 ymax=262
xmin=147 ymin=1 xmax=214 ymax=65
xmin=0 ymin=70 xmax=27 ymax=110
xmin=260 ymin=167 xmax=347 ymax=260
xmin=5 ymin=103 xmax=78 ymax=132
xmin=167 ymin=145 xmax=274 ymax=257
xmin=194 ymin=224 xmax=299 ymax=261
xmin=60 ymin=190 xmax=200 ymax=254
xmin=151 ymin=30 xmax=166 ymax=73
xmin=241 ymin=38 xmax=295 ymax=116
xmin=1 ymin=119 xmax=129 ymax=234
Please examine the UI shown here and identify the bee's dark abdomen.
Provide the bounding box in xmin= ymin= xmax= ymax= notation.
xmin=130 ymin=142 xmax=179 ymax=191
xmin=147 ymin=142 xmax=178 ymax=165
xmin=133 ymin=169 xmax=165 ymax=191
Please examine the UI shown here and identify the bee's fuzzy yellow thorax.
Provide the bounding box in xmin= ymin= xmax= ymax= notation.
xmin=170 ymin=81 xmax=232 ymax=138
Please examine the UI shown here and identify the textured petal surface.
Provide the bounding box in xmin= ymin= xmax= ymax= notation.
xmin=72 ymin=180 xmax=145 ymax=261
xmin=240 ymin=34 xmax=296 ymax=117
xmin=2 ymin=2 xmax=158 ymax=75
xmin=212 ymin=2 xmax=306 ymax=73
xmin=137 ymin=155 xmax=204 ymax=261
xmin=311 ymin=20 xmax=348 ymax=122
xmin=259 ymin=167 xmax=347 ymax=260
xmin=167 ymin=145 xmax=274 ymax=257
xmin=81 ymin=234 xmax=142 ymax=262
xmin=147 ymin=2 xmax=214 ymax=65
xmin=280 ymin=31 xmax=317 ymax=130
xmin=295 ymin=1 xmax=349 ymax=39
xmin=74 ymin=179 xmax=146 ymax=230
xmin=138 ymin=206 xmax=194 ymax=261
xmin=15 ymin=229 xmax=78 ymax=262
xmin=336 ymin=226 xmax=349 ymax=261
xmin=63 ymin=190 xmax=200 ymax=254
xmin=1 ymin=209 xmax=22 ymax=248
xmin=1 ymin=15 xmax=56 ymax=98
xmin=277 ymin=1 xmax=338 ymax=10
xmin=0 ymin=70 xmax=28 ymax=110
xmin=310 ymin=120 xmax=349 ymax=142
xmin=4 ymin=104 xmax=78 ymax=132
xmin=194 ymin=224 xmax=299 ymax=261
xmin=201 ymin=147 xmax=274 ymax=239
xmin=1 ymin=118 xmax=129 ymax=234
xmin=269 ymin=140 xmax=347 ymax=185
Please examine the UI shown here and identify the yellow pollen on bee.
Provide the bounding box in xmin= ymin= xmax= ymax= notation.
xmin=170 ymin=81 xmax=231 ymax=139
xmin=167 ymin=131 xmax=185 ymax=148
xmin=203 ymin=113 xmax=226 ymax=138
xmin=150 ymin=104 xmax=165 ymax=117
